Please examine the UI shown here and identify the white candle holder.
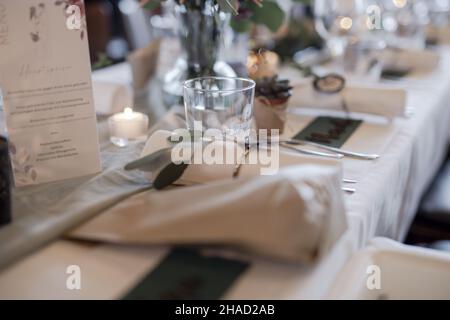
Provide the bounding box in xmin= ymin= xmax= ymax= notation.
xmin=108 ymin=107 xmax=149 ymax=147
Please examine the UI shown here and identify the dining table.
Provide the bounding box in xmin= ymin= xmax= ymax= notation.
xmin=0 ymin=45 xmax=449 ymax=300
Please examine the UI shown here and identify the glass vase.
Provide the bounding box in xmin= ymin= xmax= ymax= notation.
xmin=162 ymin=0 xmax=236 ymax=106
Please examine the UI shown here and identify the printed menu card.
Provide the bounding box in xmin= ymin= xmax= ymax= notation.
xmin=0 ymin=0 xmax=101 ymax=186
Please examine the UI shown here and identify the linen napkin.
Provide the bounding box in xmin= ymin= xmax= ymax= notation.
xmin=127 ymin=39 xmax=161 ymax=90
xmin=289 ymin=78 xmax=406 ymax=119
xmin=427 ymin=25 xmax=450 ymax=45
xmin=140 ymin=130 xmax=340 ymax=185
xmin=69 ymin=164 xmax=347 ymax=263
xmin=380 ymin=48 xmax=441 ymax=73
xmin=92 ymin=81 xmax=133 ymax=116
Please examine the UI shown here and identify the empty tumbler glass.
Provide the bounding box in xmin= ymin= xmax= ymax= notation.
xmin=183 ymin=77 xmax=255 ymax=138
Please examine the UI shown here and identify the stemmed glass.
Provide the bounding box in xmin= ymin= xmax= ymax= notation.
xmin=314 ymin=0 xmax=383 ymax=79
xmin=314 ymin=0 xmax=369 ymax=57
xmin=377 ymin=0 xmax=427 ymax=50
xmin=427 ymin=0 xmax=450 ymax=28
xmin=425 ymin=0 xmax=450 ymax=44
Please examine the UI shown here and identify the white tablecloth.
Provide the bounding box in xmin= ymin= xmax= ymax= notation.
xmin=1 ymin=48 xmax=450 ymax=299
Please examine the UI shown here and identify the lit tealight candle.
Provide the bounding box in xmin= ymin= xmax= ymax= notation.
xmin=247 ymin=51 xmax=280 ymax=79
xmin=108 ymin=107 xmax=149 ymax=147
xmin=339 ymin=16 xmax=353 ymax=31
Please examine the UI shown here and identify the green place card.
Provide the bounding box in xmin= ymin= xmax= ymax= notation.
xmin=381 ymin=67 xmax=411 ymax=79
xmin=123 ymin=248 xmax=249 ymax=300
xmin=293 ymin=116 xmax=362 ymax=148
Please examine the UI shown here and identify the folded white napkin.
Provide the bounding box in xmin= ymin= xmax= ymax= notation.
xmin=141 ymin=130 xmax=340 ymax=185
xmin=289 ymin=78 xmax=406 ymax=119
xmin=69 ymin=164 xmax=346 ymax=263
xmin=427 ymin=25 xmax=450 ymax=45
xmin=92 ymin=81 xmax=133 ymax=116
xmin=127 ymin=40 xmax=161 ymax=90
xmin=380 ymin=48 xmax=441 ymax=73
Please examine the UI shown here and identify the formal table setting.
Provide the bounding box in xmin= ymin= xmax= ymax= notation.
xmin=0 ymin=0 xmax=450 ymax=301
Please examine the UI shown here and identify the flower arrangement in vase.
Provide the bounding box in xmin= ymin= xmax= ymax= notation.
xmin=141 ymin=0 xmax=286 ymax=105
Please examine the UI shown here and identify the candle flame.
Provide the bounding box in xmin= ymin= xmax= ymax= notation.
xmin=393 ymin=0 xmax=407 ymax=8
xmin=124 ymin=107 xmax=133 ymax=115
xmin=340 ymin=17 xmax=353 ymax=30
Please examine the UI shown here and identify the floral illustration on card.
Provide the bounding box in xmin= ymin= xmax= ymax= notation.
xmin=9 ymin=142 xmax=38 ymax=185
xmin=55 ymin=0 xmax=87 ymax=40
xmin=29 ymin=2 xmax=46 ymax=42
xmin=0 ymin=142 xmax=10 ymax=200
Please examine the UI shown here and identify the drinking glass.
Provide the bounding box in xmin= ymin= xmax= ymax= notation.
xmin=314 ymin=0 xmax=384 ymax=80
xmin=427 ymin=0 xmax=450 ymax=27
xmin=378 ymin=0 xmax=427 ymax=49
xmin=183 ymin=77 xmax=255 ymax=137
xmin=314 ymin=0 xmax=369 ymax=57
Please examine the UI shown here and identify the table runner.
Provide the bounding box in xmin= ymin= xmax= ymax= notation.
xmin=0 ymin=98 xmax=185 ymax=270
xmin=0 ymin=135 xmax=151 ymax=269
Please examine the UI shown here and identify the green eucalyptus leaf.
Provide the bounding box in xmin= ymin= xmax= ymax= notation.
xmin=230 ymin=18 xmax=252 ymax=33
xmin=153 ymin=163 xmax=189 ymax=190
xmin=143 ymin=0 xmax=163 ymax=11
xmin=250 ymin=1 xmax=285 ymax=32
xmin=168 ymin=130 xmax=204 ymax=144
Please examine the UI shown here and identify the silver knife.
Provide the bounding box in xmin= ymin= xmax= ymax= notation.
xmin=284 ymin=139 xmax=380 ymax=160
xmin=280 ymin=142 xmax=344 ymax=159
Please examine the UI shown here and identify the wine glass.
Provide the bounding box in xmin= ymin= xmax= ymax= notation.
xmin=314 ymin=0 xmax=384 ymax=80
xmin=427 ymin=0 xmax=450 ymax=27
xmin=377 ymin=0 xmax=427 ymax=50
xmin=314 ymin=0 xmax=369 ymax=57
xmin=424 ymin=0 xmax=450 ymax=45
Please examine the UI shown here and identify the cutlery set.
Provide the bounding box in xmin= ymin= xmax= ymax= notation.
xmin=244 ymin=138 xmax=379 ymax=160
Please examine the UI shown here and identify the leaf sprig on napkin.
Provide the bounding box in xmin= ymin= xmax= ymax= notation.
xmin=124 ymin=147 xmax=189 ymax=190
